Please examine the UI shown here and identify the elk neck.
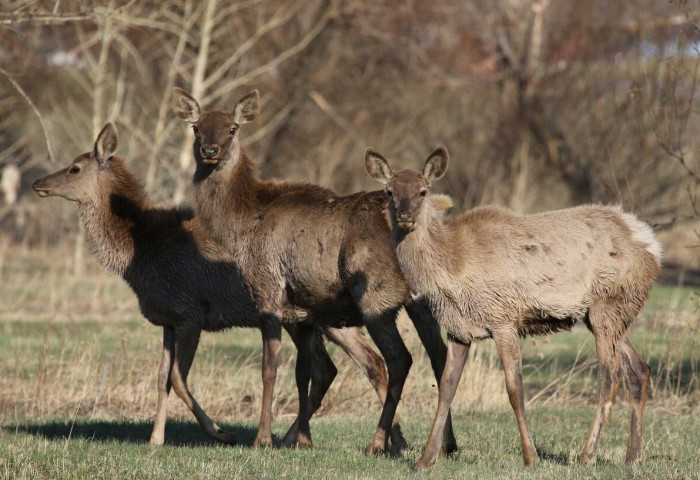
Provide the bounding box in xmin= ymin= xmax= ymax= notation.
xmin=77 ymin=158 xmax=149 ymax=277
xmin=193 ymin=146 xmax=262 ymax=247
xmin=392 ymin=196 xmax=458 ymax=297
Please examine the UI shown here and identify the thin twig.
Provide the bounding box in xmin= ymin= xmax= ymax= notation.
xmin=526 ymin=343 xmax=596 ymax=407
xmin=0 ymin=68 xmax=56 ymax=163
xmin=309 ymin=90 xmax=366 ymax=147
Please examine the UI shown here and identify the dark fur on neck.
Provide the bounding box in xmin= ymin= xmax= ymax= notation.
xmin=79 ymin=158 xmax=195 ymax=277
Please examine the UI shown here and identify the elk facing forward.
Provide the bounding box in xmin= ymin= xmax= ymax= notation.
xmin=31 ymin=123 xmax=391 ymax=449
xmin=366 ymin=146 xmax=661 ymax=470
xmin=172 ymin=88 xmax=456 ymax=455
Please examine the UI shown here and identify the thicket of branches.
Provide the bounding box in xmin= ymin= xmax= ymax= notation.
xmin=1 ymin=0 xmax=698 ymax=267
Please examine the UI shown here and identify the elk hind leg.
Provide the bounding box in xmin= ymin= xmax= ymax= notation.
xmin=281 ymin=323 xmax=317 ymax=449
xmin=324 ymin=325 xmax=407 ymax=450
xmin=620 ymin=335 xmax=650 ymax=463
xmin=581 ymin=305 xmax=625 ymax=464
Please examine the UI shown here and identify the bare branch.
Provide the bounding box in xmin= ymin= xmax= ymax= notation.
xmin=0 ymin=67 xmax=56 ymax=163
xmin=201 ymin=1 xmax=303 ymax=92
xmin=204 ymin=1 xmax=335 ymax=104
xmin=242 ymin=100 xmax=296 ymax=147
xmin=308 ymin=90 xmax=366 ymax=147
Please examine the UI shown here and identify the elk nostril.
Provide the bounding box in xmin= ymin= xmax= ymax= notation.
xmin=201 ymin=146 xmax=220 ymax=158
xmin=32 ymin=180 xmax=40 ymax=189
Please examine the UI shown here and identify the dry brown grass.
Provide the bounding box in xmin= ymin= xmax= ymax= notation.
xmin=1 ymin=241 xmax=698 ymax=432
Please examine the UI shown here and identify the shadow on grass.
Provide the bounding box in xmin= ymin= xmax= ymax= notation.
xmin=4 ymin=420 xmax=262 ymax=447
xmin=537 ymin=447 xmax=571 ymax=465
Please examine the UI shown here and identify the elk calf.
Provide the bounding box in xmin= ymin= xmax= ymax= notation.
xmin=366 ymin=146 xmax=661 ymax=470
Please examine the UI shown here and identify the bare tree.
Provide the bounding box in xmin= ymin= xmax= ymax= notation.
xmin=0 ymin=0 xmax=698 ymax=270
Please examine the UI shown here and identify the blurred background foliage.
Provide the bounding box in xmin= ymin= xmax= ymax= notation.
xmin=0 ymin=0 xmax=698 ymax=273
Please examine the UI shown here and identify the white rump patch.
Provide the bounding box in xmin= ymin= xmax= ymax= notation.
xmin=621 ymin=211 xmax=662 ymax=264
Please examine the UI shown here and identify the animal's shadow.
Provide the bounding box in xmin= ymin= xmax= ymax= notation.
xmin=537 ymin=447 xmax=571 ymax=465
xmin=4 ymin=420 xmax=262 ymax=448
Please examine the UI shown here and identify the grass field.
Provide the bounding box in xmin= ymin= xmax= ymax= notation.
xmin=1 ymin=243 xmax=699 ymax=479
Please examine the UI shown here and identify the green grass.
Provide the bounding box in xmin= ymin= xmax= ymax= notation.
xmin=2 ymin=410 xmax=700 ymax=479
xmin=0 ymin=245 xmax=698 ymax=479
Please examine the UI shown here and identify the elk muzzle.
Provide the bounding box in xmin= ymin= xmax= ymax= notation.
xmin=32 ymin=178 xmax=51 ymax=197
xmin=200 ymin=145 xmax=221 ymax=164
xmin=396 ymin=211 xmax=414 ymax=231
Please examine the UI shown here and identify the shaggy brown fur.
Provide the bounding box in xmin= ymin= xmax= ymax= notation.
xmin=172 ymin=89 xmax=456 ymax=455
xmin=31 ymin=123 xmax=387 ymax=449
xmin=366 ymin=146 xmax=661 ymax=470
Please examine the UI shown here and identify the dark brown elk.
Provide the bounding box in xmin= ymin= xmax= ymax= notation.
xmin=366 ymin=146 xmax=661 ymax=470
xmin=172 ymin=89 xmax=456 ymax=455
xmin=31 ymin=122 xmax=395 ymax=449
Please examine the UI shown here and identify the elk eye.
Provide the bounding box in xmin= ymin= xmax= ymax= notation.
xmin=229 ymin=126 xmax=238 ymax=135
xmin=192 ymin=125 xmax=199 ymax=135
xmin=386 ymin=190 xmax=393 ymax=197
xmin=69 ymin=165 xmax=81 ymax=174
xmin=419 ymin=190 xmax=427 ymax=197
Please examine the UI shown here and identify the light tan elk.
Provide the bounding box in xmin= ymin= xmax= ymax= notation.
xmin=366 ymin=146 xmax=661 ymax=470
xmin=31 ymin=122 xmax=396 ymax=449
xmin=172 ymin=89 xmax=456 ymax=455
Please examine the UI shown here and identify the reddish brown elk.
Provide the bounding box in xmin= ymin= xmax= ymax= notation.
xmin=172 ymin=89 xmax=456 ymax=455
xmin=31 ymin=122 xmax=396 ymax=449
xmin=366 ymin=146 xmax=661 ymax=470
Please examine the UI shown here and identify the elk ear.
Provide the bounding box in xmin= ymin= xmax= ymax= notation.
xmin=422 ymin=146 xmax=449 ymax=184
xmin=364 ymin=148 xmax=394 ymax=185
xmin=172 ymin=87 xmax=201 ymax=123
xmin=233 ymin=90 xmax=260 ymax=124
xmin=94 ymin=122 xmax=118 ymax=167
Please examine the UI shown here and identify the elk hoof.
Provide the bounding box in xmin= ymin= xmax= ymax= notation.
xmin=389 ymin=425 xmax=408 ymax=451
xmin=625 ymin=451 xmax=642 ymax=464
xmin=253 ymin=436 xmax=272 ymax=449
xmin=217 ymin=431 xmax=237 ymax=445
xmin=282 ymin=432 xmax=312 ymax=450
xmin=364 ymin=442 xmax=387 ymax=456
xmin=439 ymin=441 xmax=458 ymax=457
xmin=294 ymin=434 xmax=313 ymax=450
xmin=413 ymin=457 xmax=435 ymax=472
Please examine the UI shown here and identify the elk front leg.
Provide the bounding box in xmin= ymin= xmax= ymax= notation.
xmin=581 ymin=306 xmax=623 ymax=465
xmin=170 ymin=327 xmax=236 ymax=443
xmin=494 ymin=329 xmax=538 ymax=466
xmin=405 ymin=298 xmax=456 ymax=455
xmin=324 ymin=325 xmax=407 ymax=450
xmin=414 ymin=334 xmax=470 ymax=472
xmin=363 ymin=311 xmax=412 ymax=456
xmin=254 ymin=314 xmax=282 ymax=449
xmin=150 ymin=327 xmax=175 ymax=445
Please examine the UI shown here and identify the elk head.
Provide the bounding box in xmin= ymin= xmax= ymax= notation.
xmin=365 ymin=146 xmax=449 ymax=232
xmin=172 ymin=88 xmax=260 ymax=167
xmin=33 ymin=122 xmax=119 ymax=203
